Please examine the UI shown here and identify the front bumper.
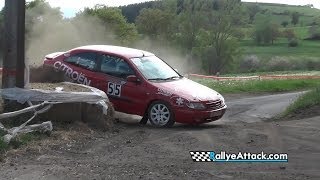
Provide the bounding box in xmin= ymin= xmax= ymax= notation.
xmin=174 ymin=105 xmax=227 ymax=124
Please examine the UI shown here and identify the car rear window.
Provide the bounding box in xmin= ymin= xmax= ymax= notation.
xmin=64 ymin=52 xmax=97 ymax=71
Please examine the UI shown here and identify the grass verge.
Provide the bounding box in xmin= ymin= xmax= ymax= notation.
xmin=282 ymin=86 xmax=320 ymax=119
xmin=0 ymin=131 xmax=47 ymax=161
xmin=0 ymin=130 xmax=9 ymax=161
xmin=195 ymin=79 xmax=320 ymax=94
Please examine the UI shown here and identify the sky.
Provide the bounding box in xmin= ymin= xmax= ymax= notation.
xmin=0 ymin=0 xmax=319 ymax=18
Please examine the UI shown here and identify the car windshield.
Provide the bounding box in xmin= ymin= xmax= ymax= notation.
xmin=131 ymin=56 xmax=181 ymax=81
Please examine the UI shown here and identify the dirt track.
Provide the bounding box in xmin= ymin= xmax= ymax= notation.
xmin=1 ymin=92 xmax=320 ymax=180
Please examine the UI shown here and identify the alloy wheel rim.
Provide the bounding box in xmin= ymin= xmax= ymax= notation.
xmin=150 ymin=104 xmax=170 ymax=126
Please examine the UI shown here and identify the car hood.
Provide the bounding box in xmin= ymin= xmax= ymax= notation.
xmin=152 ymin=78 xmax=222 ymax=101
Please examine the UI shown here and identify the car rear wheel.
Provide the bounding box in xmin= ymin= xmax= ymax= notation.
xmin=148 ymin=101 xmax=175 ymax=127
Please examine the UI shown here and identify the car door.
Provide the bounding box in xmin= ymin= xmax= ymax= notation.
xmin=95 ymin=53 xmax=148 ymax=116
xmin=61 ymin=51 xmax=101 ymax=87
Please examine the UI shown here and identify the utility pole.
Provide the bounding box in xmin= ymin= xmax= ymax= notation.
xmin=2 ymin=0 xmax=25 ymax=88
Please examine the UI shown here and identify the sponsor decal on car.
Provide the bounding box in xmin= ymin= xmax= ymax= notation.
xmin=175 ymin=97 xmax=184 ymax=106
xmin=53 ymin=61 xmax=91 ymax=86
xmin=170 ymin=96 xmax=190 ymax=107
xmin=157 ymin=88 xmax=173 ymax=96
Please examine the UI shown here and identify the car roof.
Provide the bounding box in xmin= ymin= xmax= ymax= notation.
xmin=72 ymin=45 xmax=154 ymax=58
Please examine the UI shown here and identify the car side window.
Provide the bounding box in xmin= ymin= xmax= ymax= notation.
xmin=100 ymin=54 xmax=135 ymax=79
xmin=64 ymin=52 xmax=97 ymax=71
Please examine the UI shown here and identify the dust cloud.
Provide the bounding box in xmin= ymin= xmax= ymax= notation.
xmin=132 ymin=37 xmax=201 ymax=75
xmin=26 ymin=9 xmax=117 ymax=66
xmin=25 ymin=7 xmax=200 ymax=75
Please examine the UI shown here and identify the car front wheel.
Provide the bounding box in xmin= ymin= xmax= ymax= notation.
xmin=148 ymin=101 xmax=175 ymax=127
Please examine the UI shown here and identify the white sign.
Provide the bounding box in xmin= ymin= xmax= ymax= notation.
xmin=107 ymin=82 xmax=121 ymax=97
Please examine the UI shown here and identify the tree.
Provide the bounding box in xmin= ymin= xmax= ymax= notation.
xmin=193 ymin=0 xmax=246 ymax=74
xmin=253 ymin=14 xmax=280 ymax=45
xmin=282 ymin=28 xmax=296 ymax=41
xmin=79 ymin=6 xmax=138 ymax=45
xmin=121 ymin=1 xmax=161 ymax=23
xmin=281 ymin=21 xmax=289 ymax=27
xmin=26 ymin=0 xmax=47 ymax=9
xmin=174 ymin=0 xmax=209 ymax=52
xmin=291 ymin=12 xmax=299 ymax=26
xmin=25 ymin=0 xmax=63 ymax=37
xmin=135 ymin=8 xmax=174 ymax=39
xmin=247 ymin=4 xmax=261 ymax=24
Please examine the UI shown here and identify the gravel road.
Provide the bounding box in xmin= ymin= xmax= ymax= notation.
xmin=1 ymin=92 xmax=319 ymax=180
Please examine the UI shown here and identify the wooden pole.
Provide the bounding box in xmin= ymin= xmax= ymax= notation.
xmin=2 ymin=0 xmax=25 ymax=88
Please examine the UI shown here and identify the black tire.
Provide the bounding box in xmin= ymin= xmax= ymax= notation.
xmin=147 ymin=101 xmax=175 ymax=127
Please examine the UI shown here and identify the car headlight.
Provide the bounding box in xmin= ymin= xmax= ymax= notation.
xmin=186 ymin=102 xmax=206 ymax=110
xmin=220 ymin=96 xmax=225 ymax=105
xmin=217 ymin=94 xmax=225 ymax=105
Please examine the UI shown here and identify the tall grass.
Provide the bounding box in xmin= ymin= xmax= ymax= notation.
xmin=0 ymin=130 xmax=8 ymax=156
xmin=284 ymin=86 xmax=320 ymax=116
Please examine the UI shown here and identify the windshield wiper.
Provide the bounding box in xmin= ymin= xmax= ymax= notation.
xmin=164 ymin=76 xmax=180 ymax=80
xmin=148 ymin=76 xmax=180 ymax=81
xmin=148 ymin=78 xmax=167 ymax=81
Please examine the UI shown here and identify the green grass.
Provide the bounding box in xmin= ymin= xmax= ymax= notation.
xmin=9 ymin=132 xmax=46 ymax=149
xmin=241 ymin=21 xmax=311 ymax=40
xmin=0 ymin=130 xmax=9 ymax=158
xmin=240 ymin=39 xmax=320 ymax=58
xmin=257 ymin=3 xmax=320 ymax=26
xmin=259 ymin=4 xmax=320 ymax=17
xmin=283 ymin=86 xmax=320 ymax=117
xmin=0 ymin=138 xmax=8 ymax=152
xmin=0 ymin=131 xmax=46 ymax=157
xmin=195 ymin=79 xmax=320 ymax=94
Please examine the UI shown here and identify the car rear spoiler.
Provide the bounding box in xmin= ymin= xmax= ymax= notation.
xmin=44 ymin=52 xmax=65 ymax=60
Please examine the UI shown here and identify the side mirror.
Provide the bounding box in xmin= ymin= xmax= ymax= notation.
xmin=127 ymin=75 xmax=140 ymax=83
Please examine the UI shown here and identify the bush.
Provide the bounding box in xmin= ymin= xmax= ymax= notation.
xmin=288 ymin=39 xmax=298 ymax=47
xmin=282 ymin=29 xmax=296 ymax=40
xmin=306 ymin=59 xmax=320 ymax=70
xmin=266 ymin=56 xmax=291 ymax=71
xmin=281 ymin=21 xmax=289 ymax=27
xmin=239 ymin=55 xmax=261 ymax=72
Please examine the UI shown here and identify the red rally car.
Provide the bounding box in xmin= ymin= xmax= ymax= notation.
xmin=43 ymin=45 xmax=227 ymax=127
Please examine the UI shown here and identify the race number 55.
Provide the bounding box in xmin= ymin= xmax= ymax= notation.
xmin=107 ymin=82 xmax=121 ymax=97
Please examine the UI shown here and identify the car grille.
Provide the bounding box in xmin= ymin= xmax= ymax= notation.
xmin=206 ymin=100 xmax=224 ymax=110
